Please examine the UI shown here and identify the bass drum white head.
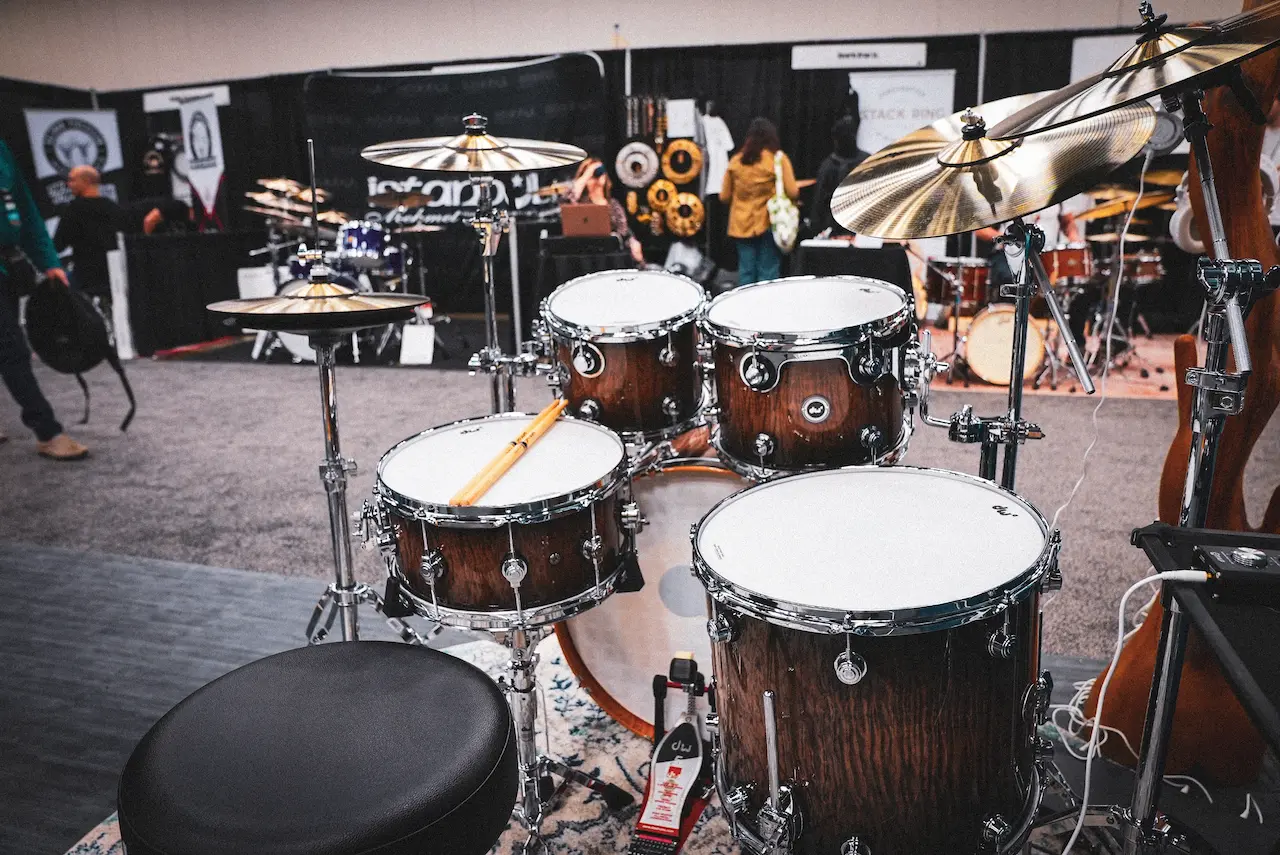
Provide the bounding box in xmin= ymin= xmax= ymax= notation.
xmin=543 ymin=269 xmax=705 ymax=335
xmin=695 ymin=467 xmax=1049 ymax=620
xmin=965 ymin=304 xmax=1046 ymax=387
xmin=556 ymin=464 xmax=748 ymax=737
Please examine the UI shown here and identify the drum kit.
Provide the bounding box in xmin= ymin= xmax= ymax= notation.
xmin=205 ymin=3 xmax=1280 ymax=853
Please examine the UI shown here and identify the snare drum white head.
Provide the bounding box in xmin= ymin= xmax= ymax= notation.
xmin=545 ymin=270 xmax=705 ymax=331
xmin=696 ymin=467 xmax=1047 ymax=614
xmin=706 ymin=276 xmax=905 ymax=336
xmin=379 ymin=415 xmax=624 ymax=508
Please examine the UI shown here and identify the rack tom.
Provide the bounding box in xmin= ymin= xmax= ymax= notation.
xmin=924 ymin=256 xmax=989 ymax=312
xmin=540 ymin=270 xmax=707 ymax=440
xmin=703 ymin=275 xmax=915 ymax=479
xmin=694 ymin=467 xmax=1060 ymax=855
xmin=368 ymin=413 xmax=639 ymax=629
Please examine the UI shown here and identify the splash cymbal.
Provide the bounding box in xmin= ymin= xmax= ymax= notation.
xmin=990 ymin=1 xmax=1280 ymax=139
xmin=208 ymin=278 xmax=427 ymax=332
xmin=362 ymin=114 xmax=587 ymax=174
xmin=830 ymin=91 xmax=1155 ymax=239
xmin=1077 ymin=192 xmax=1175 ymax=221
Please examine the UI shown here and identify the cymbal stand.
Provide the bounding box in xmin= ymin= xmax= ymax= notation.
xmin=1116 ymin=84 xmax=1277 ymax=855
xmin=466 ymin=174 xmax=518 ymax=413
xmin=920 ymin=221 xmax=1095 ymax=491
xmin=903 ymin=243 xmax=972 ymax=385
xmin=499 ymin=626 xmax=634 ymax=853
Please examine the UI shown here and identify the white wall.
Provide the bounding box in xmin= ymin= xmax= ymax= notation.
xmin=2 ymin=0 xmax=1241 ymax=92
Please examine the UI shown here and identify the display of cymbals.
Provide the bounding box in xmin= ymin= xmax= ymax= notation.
xmin=1077 ymin=192 xmax=1175 ymax=222
xmin=257 ymin=177 xmax=304 ymax=195
xmin=661 ymin=139 xmax=704 ymax=184
xmin=666 ymin=192 xmax=705 ymax=237
xmin=1090 ymin=185 xmax=1139 ymax=202
xmin=361 ymin=114 xmax=587 ymax=174
xmin=990 ymin=2 xmax=1280 ymax=139
xmin=295 ymin=187 xmax=330 ymax=204
xmin=830 ymin=91 xmax=1156 ymax=239
xmin=616 ymin=142 xmax=660 ymax=189
xmin=245 ymin=191 xmax=313 ymax=214
xmin=208 ymin=278 xmax=426 ymax=332
xmin=243 ymin=204 xmax=305 ymax=223
xmin=390 ymin=223 xmax=446 ymax=234
xmin=647 ymin=179 xmax=677 ymax=212
xmin=368 ymin=191 xmax=435 ymax=209
xmin=315 ymin=210 xmax=350 ymax=225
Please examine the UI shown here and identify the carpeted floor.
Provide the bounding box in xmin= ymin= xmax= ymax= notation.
xmin=3 ymin=357 xmax=1280 ymax=660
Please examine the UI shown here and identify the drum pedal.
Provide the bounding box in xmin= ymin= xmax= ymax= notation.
xmin=629 ymin=655 xmax=715 ymax=855
xmin=381 ymin=576 xmax=415 ymax=619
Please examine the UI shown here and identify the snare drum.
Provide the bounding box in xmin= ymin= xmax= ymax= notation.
xmin=1042 ymin=244 xmax=1094 ymax=285
xmin=694 ymin=467 xmax=1059 ymax=855
xmin=540 ymin=269 xmax=707 ymax=439
xmin=924 ymin=256 xmax=989 ymax=310
xmin=338 ymin=220 xmax=389 ymax=270
xmin=369 ymin=413 xmax=637 ymax=629
xmin=703 ymin=276 xmax=915 ymax=479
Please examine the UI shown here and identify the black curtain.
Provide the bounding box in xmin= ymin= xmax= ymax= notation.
xmin=0 ymin=78 xmax=94 ymax=217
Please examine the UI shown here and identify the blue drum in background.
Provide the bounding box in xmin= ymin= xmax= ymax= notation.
xmin=337 ymin=220 xmax=389 ymax=270
xmin=288 ymin=251 xmax=348 ymax=282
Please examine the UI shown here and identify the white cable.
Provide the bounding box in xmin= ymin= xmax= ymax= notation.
xmin=1060 ymin=569 xmax=1209 ymax=855
xmin=1049 ymin=150 xmax=1154 ymax=532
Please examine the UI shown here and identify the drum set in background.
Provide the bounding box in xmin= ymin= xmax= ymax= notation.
xmin=206 ymin=3 xmax=1280 ymax=852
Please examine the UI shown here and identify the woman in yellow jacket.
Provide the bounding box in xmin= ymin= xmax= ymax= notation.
xmin=719 ymin=117 xmax=798 ymax=285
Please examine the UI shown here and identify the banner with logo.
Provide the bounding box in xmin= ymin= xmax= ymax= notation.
xmin=178 ymin=94 xmax=225 ymax=216
xmin=303 ymin=53 xmax=607 ymax=227
xmin=23 ymin=108 xmax=124 ymax=206
xmin=847 ymin=69 xmax=957 ymax=156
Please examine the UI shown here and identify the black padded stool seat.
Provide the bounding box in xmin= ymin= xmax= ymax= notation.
xmin=118 ymin=642 xmax=516 ymax=855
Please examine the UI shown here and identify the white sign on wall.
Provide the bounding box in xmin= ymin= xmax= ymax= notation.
xmin=178 ymin=94 xmax=225 ymax=214
xmin=792 ymin=42 xmax=927 ymax=70
xmin=143 ymin=84 xmax=231 ymax=114
xmin=23 ymin=109 xmax=123 ymax=180
xmin=848 ymin=69 xmax=957 ymax=155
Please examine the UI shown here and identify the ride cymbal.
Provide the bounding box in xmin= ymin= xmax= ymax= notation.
xmin=830 ymin=91 xmax=1155 ymax=239
xmin=990 ymin=1 xmax=1280 ymax=139
xmin=362 ymin=114 xmax=587 ymax=174
xmin=1077 ymin=192 xmax=1175 ymax=221
xmin=208 ymin=279 xmax=427 ymax=333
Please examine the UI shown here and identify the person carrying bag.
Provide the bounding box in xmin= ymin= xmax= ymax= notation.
xmin=719 ymin=117 xmax=799 ymax=286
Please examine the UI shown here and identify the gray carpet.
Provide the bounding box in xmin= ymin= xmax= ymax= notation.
xmin=3 ymin=358 xmax=1280 ymax=660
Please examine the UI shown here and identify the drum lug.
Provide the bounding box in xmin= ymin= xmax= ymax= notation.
xmin=980 ymin=813 xmax=1012 ymax=847
xmin=577 ymin=398 xmax=602 ymax=421
xmin=987 ymin=627 xmax=1016 ymax=660
xmin=840 ymin=837 xmax=871 ymax=855
xmin=849 ymin=343 xmax=890 ymax=386
xmin=661 ymin=396 xmax=681 ymax=423
xmin=659 ymin=343 xmax=679 ymax=367
xmin=707 ymin=610 xmax=738 ymax=644
xmin=1040 ymin=531 xmax=1064 ymax=592
xmin=501 ymin=553 xmax=528 ymax=587
xmin=740 ymin=350 xmax=779 ymax=392
xmin=420 ymin=547 xmax=447 ymax=582
xmin=834 ymin=636 xmax=868 ymax=685
xmin=859 ymin=425 xmax=884 ymax=454
xmin=580 ymin=534 xmax=606 ymax=564
xmin=1024 ymin=670 xmax=1053 ymax=726
xmin=724 ymin=785 xmax=752 ymax=815
xmin=753 ymin=432 xmax=777 ymax=460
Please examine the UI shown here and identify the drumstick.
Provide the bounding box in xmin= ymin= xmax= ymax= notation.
xmin=450 ymin=399 xmax=568 ymax=506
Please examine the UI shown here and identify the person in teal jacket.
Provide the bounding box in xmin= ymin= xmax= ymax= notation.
xmin=0 ymin=139 xmax=88 ymax=460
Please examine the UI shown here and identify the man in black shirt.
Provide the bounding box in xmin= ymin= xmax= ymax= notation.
xmin=810 ymin=115 xmax=869 ymax=239
xmin=54 ymin=165 xmax=121 ymax=309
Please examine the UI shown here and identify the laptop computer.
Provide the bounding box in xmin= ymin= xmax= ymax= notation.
xmin=560 ymin=203 xmax=613 ymax=238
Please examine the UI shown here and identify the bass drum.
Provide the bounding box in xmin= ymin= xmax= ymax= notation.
xmin=556 ymin=463 xmax=747 ymax=739
xmin=965 ymin=304 xmax=1046 ymax=386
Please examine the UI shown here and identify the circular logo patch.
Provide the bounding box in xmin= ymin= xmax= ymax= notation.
xmin=43 ymin=118 xmax=108 ymax=177
xmin=801 ymin=395 xmax=831 ymax=423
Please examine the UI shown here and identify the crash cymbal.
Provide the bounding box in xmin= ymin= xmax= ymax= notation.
xmin=1088 ymin=231 xmax=1153 ymax=243
xmin=242 ymin=204 xmax=305 ymax=223
xmin=208 ymin=278 xmax=427 ymax=333
xmin=1144 ymin=168 xmax=1185 ymax=187
xmin=990 ymin=1 xmax=1280 ymax=139
xmin=257 ymin=177 xmax=305 ymax=195
xmin=830 ymin=91 xmax=1155 ymax=239
xmin=315 ymin=210 xmax=350 ymax=224
xmin=367 ymin=191 xmax=435 ymax=209
xmin=1077 ymin=192 xmax=1175 ymax=222
xmin=361 ymin=114 xmax=587 ymax=174
xmin=245 ymin=191 xmax=313 ymax=214
xmin=1090 ymin=185 xmax=1139 ymax=202
xmin=293 ymin=187 xmax=330 ymax=204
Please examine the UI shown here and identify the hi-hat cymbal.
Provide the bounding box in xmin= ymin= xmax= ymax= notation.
xmin=990 ymin=2 xmax=1280 ymax=139
xmin=830 ymin=91 xmax=1155 ymax=239
xmin=245 ymin=191 xmax=313 ymax=214
xmin=1077 ymin=192 xmax=1175 ymax=222
xmin=362 ymin=114 xmax=588 ymax=173
xmin=367 ymin=191 xmax=435 ymax=209
xmin=208 ymin=279 xmax=427 ymax=333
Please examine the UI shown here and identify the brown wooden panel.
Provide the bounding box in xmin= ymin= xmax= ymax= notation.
xmin=393 ymin=495 xmax=619 ymax=612
xmin=711 ymin=599 xmax=1037 ymax=855
xmin=556 ymin=323 xmax=699 ymax=434
xmin=714 ymin=343 xmax=904 ymax=469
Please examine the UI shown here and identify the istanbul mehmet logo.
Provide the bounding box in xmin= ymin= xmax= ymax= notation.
xmin=43 ymin=117 xmax=108 ymax=176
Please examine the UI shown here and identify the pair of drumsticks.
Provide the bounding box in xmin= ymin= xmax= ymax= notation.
xmin=449 ymin=399 xmax=568 ymax=506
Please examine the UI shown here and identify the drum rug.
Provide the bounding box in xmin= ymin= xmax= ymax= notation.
xmin=61 ymin=635 xmax=738 ymax=855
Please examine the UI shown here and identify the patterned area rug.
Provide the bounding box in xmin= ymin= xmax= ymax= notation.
xmin=63 ymin=635 xmax=736 ymax=855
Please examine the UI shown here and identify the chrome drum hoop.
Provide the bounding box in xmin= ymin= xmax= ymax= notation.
xmin=700 ymin=275 xmax=912 ymax=351
xmin=390 ymin=565 xmax=624 ymax=630
xmin=709 ymin=408 xmax=914 ymax=482
xmin=373 ymin=413 xmax=629 ymax=528
xmin=540 ymin=271 xmax=709 ymax=344
xmin=690 ymin=466 xmax=1060 ymax=635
